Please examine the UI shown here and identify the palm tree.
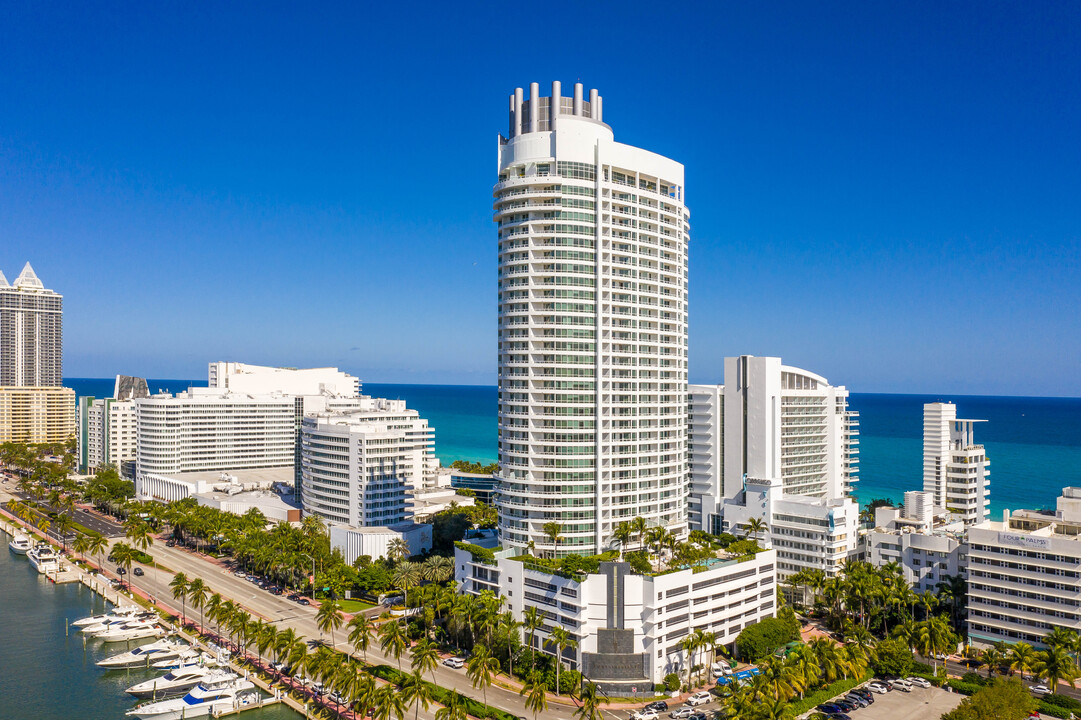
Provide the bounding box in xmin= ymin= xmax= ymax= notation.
xmin=316 ymin=599 xmax=345 ymax=648
xmin=1006 ymin=642 xmax=1037 ymax=679
xmin=434 ymin=692 xmax=468 ymax=720
xmin=1033 ymin=645 xmax=1079 ymax=695
xmin=541 ymin=521 xmax=563 ymax=558
xmin=387 ymin=537 xmax=411 ymax=564
xmin=393 ymin=562 xmax=423 ymax=608
xmin=744 ymin=516 xmax=767 ymax=543
xmin=466 ymin=642 xmax=499 ymax=708
xmin=981 ymin=646 xmax=1005 ymax=678
xmin=550 ymin=625 xmax=577 ymax=696
xmin=373 ymin=682 xmax=407 ymax=720
xmin=108 ymin=542 xmax=138 ymax=589
xmin=351 ymin=673 xmax=379 ymax=720
xmin=522 ymin=605 xmax=543 ymax=669
xmin=520 ymin=671 xmax=549 ymax=720
xmin=573 ymin=682 xmax=607 ymax=720
xmin=400 ymin=669 xmax=432 ymax=720
xmin=169 ymin=572 xmax=190 ymax=626
xmin=411 ymin=637 xmax=440 ymax=682
xmin=348 ymin=614 xmax=377 ymax=661
xmin=613 ymin=521 xmax=633 ymax=558
xmin=757 ymin=653 xmax=803 ymax=701
xmin=1045 ymin=627 xmax=1079 ymax=653
xmin=421 ymin=555 xmax=454 ymax=584
xmin=379 ymin=618 xmax=409 ymax=672
xmin=917 ymin=616 xmax=954 ymax=672
xmin=187 ymin=578 xmax=208 ymax=633
xmin=790 ymin=645 xmax=821 ymax=699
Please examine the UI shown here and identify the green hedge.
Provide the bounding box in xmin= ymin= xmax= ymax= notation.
xmin=788 ymin=674 xmax=872 ymax=716
xmin=1038 ymin=701 xmax=1072 ymax=719
xmin=453 ymin=541 xmax=496 ymax=564
xmin=369 ymin=664 xmax=517 ymax=720
xmin=1044 ymin=694 xmax=1081 ymax=712
xmin=946 ymin=679 xmax=982 ymax=696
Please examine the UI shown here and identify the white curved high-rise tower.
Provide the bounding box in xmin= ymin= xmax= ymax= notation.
xmin=494 ymin=82 xmax=690 ymax=557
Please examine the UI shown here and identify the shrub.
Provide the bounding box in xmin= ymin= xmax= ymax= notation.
xmin=453 ymin=541 xmax=495 ymax=563
xmin=1038 ymin=702 xmax=1073 ymax=719
xmin=559 ymin=669 xmax=582 ymax=695
xmin=1044 ymin=694 xmax=1081 ymax=711
xmin=911 ymin=660 xmax=934 ymax=675
xmin=960 ymin=672 xmax=987 ymax=686
xmin=736 ymin=617 xmax=799 ymax=661
xmin=871 ymin=638 xmax=913 ymax=678
xmin=946 ymin=679 xmax=983 ymax=696
xmin=663 ymin=672 xmax=681 ymax=692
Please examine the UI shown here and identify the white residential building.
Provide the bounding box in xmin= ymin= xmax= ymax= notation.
xmin=863 ymin=491 xmax=967 ymax=595
xmin=299 ymin=399 xmax=437 ymax=528
xmin=688 ymin=384 xmax=723 ymax=533
xmin=494 ymin=81 xmax=691 ymax=557
xmin=0 ymin=263 xmax=63 ymax=387
xmin=967 ymin=488 xmax=1081 ymax=648
xmin=455 ymin=544 xmax=776 ymax=693
xmin=135 ymin=388 xmax=296 ymax=485
xmin=208 ymin=361 xmax=360 ymax=397
xmin=77 ymin=376 xmax=149 ymax=474
xmin=923 ymin=402 xmax=991 ymax=526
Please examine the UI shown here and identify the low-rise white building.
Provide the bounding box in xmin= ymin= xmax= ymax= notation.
xmin=195 ymin=487 xmax=301 ymax=524
xmin=455 ymin=544 xmax=777 ymax=693
xmin=208 ymin=361 xmax=360 ymax=397
xmin=330 ymin=522 xmax=432 ymax=565
xmin=967 ymin=488 xmax=1081 ymax=648
xmin=138 ymin=467 xmax=295 ymax=504
xmin=863 ymin=491 xmax=967 ymax=595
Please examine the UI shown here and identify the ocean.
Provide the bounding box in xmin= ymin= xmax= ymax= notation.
xmin=64 ymin=379 xmax=1081 ymax=517
xmin=0 ymin=527 xmax=301 ymax=720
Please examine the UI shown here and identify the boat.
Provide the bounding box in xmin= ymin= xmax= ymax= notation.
xmin=125 ymin=672 xmax=258 ymax=720
xmin=79 ymin=610 xmax=157 ymax=634
xmin=151 ymin=650 xmax=214 ymax=670
xmin=97 ymin=638 xmax=188 ymax=668
xmin=125 ymin=665 xmax=220 ymax=699
xmin=27 ymin=543 xmax=60 ymax=573
xmin=73 ymin=605 xmax=143 ymax=627
xmin=94 ymin=620 xmax=165 ymax=643
xmin=8 ymin=533 xmax=32 ymax=555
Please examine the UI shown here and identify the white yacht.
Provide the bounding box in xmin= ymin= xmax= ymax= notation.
xmin=27 ymin=543 xmax=60 ymax=573
xmin=125 ymin=665 xmax=220 ymax=699
xmin=97 ymin=638 xmax=188 ymax=668
xmin=8 ymin=533 xmax=32 ymax=554
xmin=126 ymin=672 xmax=258 ymax=720
xmin=79 ymin=612 xmax=156 ymax=635
xmin=73 ymin=605 xmax=143 ymax=627
xmin=95 ymin=620 xmax=165 ymax=643
xmin=151 ymin=650 xmax=212 ymax=670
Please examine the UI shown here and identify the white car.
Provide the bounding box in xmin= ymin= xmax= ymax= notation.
xmin=669 ymin=709 xmax=695 ymax=719
xmin=442 ymin=657 xmax=465 ymax=669
xmin=1033 ymin=684 xmax=1050 ymax=695
xmin=889 ymin=679 xmax=912 ymax=692
xmin=906 ymin=676 xmax=931 ymax=688
xmin=866 ymin=682 xmax=889 ymax=694
xmin=686 ymin=692 xmax=712 ymax=706
xmin=630 ymin=711 xmax=659 ymax=720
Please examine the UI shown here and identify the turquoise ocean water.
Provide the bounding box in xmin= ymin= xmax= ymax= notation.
xmin=64 ymin=380 xmax=1081 ymax=516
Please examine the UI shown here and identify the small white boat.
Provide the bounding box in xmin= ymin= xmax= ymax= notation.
xmin=79 ymin=612 xmax=156 ymax=635
xmin=97 ymin=638 xmax=188 ymax=668
xmin=73 ymin=605 xmax=143 ymax=627
xmin=8 ymin=533 xmax=32 ymax=555
xmin=126 ymin=672 xmax=258 ymax=720
xmin=125 ymin=665 xmax=219 ymax=698
xmin=95 ymin=620 xmax=165 ymax=643
xmin=27 ymin=543 xmax=60 ymax=573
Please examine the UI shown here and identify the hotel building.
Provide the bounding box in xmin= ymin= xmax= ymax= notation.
xmin=0 ymin=385 xmax=75 ymax=444
xmin=967 ymin=488 xmax=1081 ymax=648
xmin=0 ymin=263 xmax=63 ymax=387
xmin=923 ymin=402 xmax=991 ymax=526
xmin=495 ymin=81 xmax=690 ymax=557
xmin=77 ymin=375 xmax=149 ymax=474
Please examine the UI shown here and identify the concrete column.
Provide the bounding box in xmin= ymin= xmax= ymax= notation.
xmin=574 ymin=83 xmax=583 ymax=115
xmin=513 ymin=88 xmax=523 ymax=137
xmin=508 ymin=94 xmax=516 ymax=137
xmin=529 ymin=82 xmax=539 ymax=133
xmin=551 ymin=80 xmax=561 ymax=130
xmin=589 ymin=88 xmax=598 ymax=118
xmin=595 ymin=95 xmax=603 ymax=122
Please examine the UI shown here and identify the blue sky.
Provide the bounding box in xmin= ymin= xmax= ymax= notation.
xmin=1 ymin=2 xmax=1078 ymax=396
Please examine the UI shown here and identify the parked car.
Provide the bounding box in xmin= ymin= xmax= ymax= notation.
xmin=889 ymin=679 xmax=911 ymax=692
xmin=670 ymin=708 xmax=696 ymax=719
xmin=816 ymin=704 xmax=843 ymax=714
xmin=866 ymin=682 xmax=889 ymax=694
xmin=833 ymin=700 xmax=856 ymax=712
xmin=132 ymin=567 xmax=144 ymax=576
xmin=844 ymin=694 xmax=869 ymax=707
xmin=644 ymin=701 xmax=669 ymax=713
xmin=630 ymin=711 xmax=658 ymax=720
xmin=1033 ymin=684 xmax=1050 ymax=695
xmin=297 ymin=598 xmax=310 ymax=606
xmin=906 ymin=676 xmax=931 ymax=688
xmin=115 ymin=566 xmax=127 ymax=575
xmin=849 ymin=688 xmax=873 ymax=701
xmin=687 ymin=714 xmax=708 ymax=720
xmin=687 ymin=691 xmax=712 ymax=706
xmin=829 ymin=714 xmax=852 ymax=720
xmin=443 ymin=657 xmax=465 ymax=669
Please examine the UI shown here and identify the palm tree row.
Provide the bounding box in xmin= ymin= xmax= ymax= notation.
xmin=967 ymin=631 xmax=1080 ymax=693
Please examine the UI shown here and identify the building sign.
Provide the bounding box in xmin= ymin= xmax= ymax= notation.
xmin=997 ymin=532 xmax=1052 ymax=550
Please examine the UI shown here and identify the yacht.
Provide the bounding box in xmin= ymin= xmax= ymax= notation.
xmin=97 ymin=638 xmax=188 ymax=668
xmin=95 ymin=620 xmax=165 ymax=643
xmin=125 ymin=665 xmax=220 ymax=699
xmin=8 ymin=533 xmax=32 ymax=554
xmin=73 ymin=605 xmax=143 ymax=627
xmin=126 ymin=672 xmax=258 ymax=720
xmin=79 ymin=613 xmax=156 ymax=635
xmin=151 ymin=650 xmax=212 ymax=670
xmin=27 ymin=543 xmax=60 ymax=573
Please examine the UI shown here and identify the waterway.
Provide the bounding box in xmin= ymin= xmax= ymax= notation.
xmin=0 ymin=527 xmax=302 ymax=720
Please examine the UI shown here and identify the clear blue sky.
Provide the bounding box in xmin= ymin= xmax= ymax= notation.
xmin=1 ymin=2 xmax=1078 ymax=396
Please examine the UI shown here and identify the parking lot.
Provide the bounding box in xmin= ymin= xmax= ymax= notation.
xmin=818 ymin=685 xmax=964 ymax=720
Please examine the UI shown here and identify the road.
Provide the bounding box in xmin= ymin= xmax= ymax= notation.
xmin=918 ymin=653 xmax=1081 ymax=704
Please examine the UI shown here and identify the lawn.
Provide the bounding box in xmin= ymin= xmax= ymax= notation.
xmin=339 ymin=598 xmax=376 ymax=613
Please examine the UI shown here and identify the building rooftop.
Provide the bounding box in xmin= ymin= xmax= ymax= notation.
xmin=150 ymin=467 xmax=294 ymax=485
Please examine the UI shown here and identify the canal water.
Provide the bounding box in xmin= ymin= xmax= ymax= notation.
xmin=0 ymin=528 xmax=302 ymax=720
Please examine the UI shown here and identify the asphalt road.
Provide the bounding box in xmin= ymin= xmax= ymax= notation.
xmin=917 ymin=653 xmax=1081 ymax=703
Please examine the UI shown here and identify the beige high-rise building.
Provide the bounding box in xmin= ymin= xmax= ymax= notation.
xmin=0 ymin=386 xmax=75 ymax=443
xmin=0 ymin=263 xmax=63 ymax=387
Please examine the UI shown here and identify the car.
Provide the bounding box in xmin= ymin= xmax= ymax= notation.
xmin=644 ymin=701 xmax=669 ymax=712
xmin=844 ymin=694 xmax=869 ymax=707
xmin=829 ymin=714 xmax=852 ymax=720
xmin=816 ymin=704 xmax=843 ymax=715
xmin=297 ymin=598 xmax=310 ymax=606
xmin=889 ymin=679 xmax=911 ymax=692
xmin=687 ymin=714 xmax=708 ymax=720
xmin=630 ymin=711 xmax=659 ymax=720
xmin=165 ymin=540 xmax=176 ymax=547
xmin=833 ymin=700 xmax=856 ymax=712
xmin=1033 ymin=684 xmax=1050 ymax=695
xmin=687 ymin=691 xmax=712 ymax=706
xmin=906 ymin=676 xmax=931 ymax=688
xmin=82 ymin=508 xmax=91 ymax=513
xmin=669 ymin=709 xmax=695 ymax=719
xmin=287 ymin=593 xmax=300 ymax=601
xmin=866 ymin=682 xmax=889 ymax=694
xmin=849 ymin=689 xmax=873 ymax=701
xmin=116 ymin=566 xmax=127 ymax=575
xmin=133 ymin=567 xmax=144 ymax=576
xmin=443 ymin=657 xmax=465 ymax=669
xmin=234 ymin=570 xmax=246 ymax=577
